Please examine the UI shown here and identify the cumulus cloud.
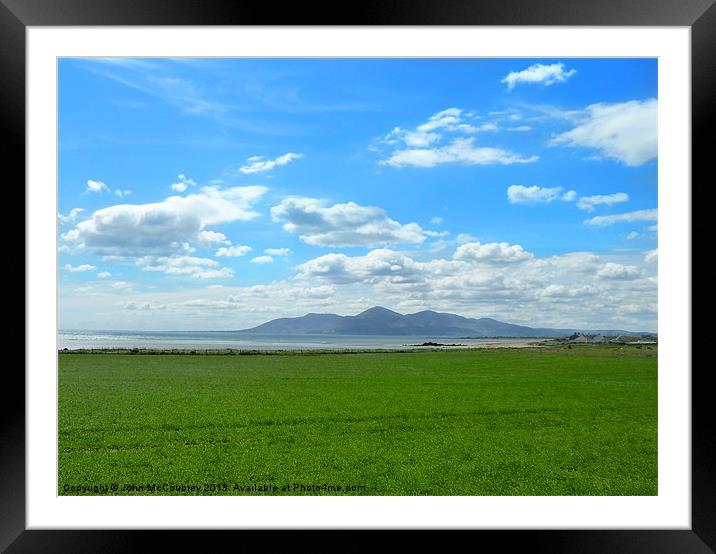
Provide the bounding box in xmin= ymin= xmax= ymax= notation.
xmin=97 ymin=271 xmax=112 ymax=278
xmin=377 ymin=108 xmax=537 ymax=168
xmin=138 ymin=255 xmax=234 ymax=279
xmin=264 ymin=248 xmax=292 ymax=256
xmin=250 ymin=255 xmax=274 ymax=264
xmin=577 ymin=192 xmax=629 ymax=212
xmin=61 ymin=185 xmax=267 ymax=257
xmin=507 ymin=185 xmax=575 ymax=204
xmin=644 ymin=249 xmax=658 ymax=263
xmin=502 ymin=62 xmax=576 ymax=90
xmin=584 ymin=208 xmax=657 ymax=226
xmin=239 ymin=153 xmax=302 ymax=174
xmin=453 ymin=241 xmax=533 ymax=264
xmin=596 ymin=262 xmax=642 ymax=280
xmin=270 ymin=196 xmax=427 ymax=247
xmin=58 ymin=208 xmax=84 ymax=225
xmin=215 ymin=245 xmax=252 ymax=257
xmin=64 ymin=263 xmax=96 ymax=272
xmin=197 ymin=230 xmax=229 ymax=247
xmin=296 ymin=249 xmax=445 ymax=285
xmin=86 ymin=179 xmax=109 ymax=193
xmin=87 ymin=179 xmax=131 ymax=197
xmin=170 ymin=174 xmax=196 ymax=192
xmin=551 ymin=99 xmax=657 ymax=166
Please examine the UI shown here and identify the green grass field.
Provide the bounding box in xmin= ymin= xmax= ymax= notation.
xmin=58 ymin=346 xmax=657 ymax=496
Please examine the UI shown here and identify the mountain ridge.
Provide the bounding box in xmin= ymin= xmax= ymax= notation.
xmin=235 ymin=306 xmax=655 ymax=337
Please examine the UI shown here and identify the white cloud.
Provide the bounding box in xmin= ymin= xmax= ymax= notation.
xmin=111 ymin=281 xmax=133 ymax=290
xmin=215 ymin=245 xmax=252 ymax=257
xmin=239 ymin=153 xmax=302 ymax=174
xmin=508 ymin=126 xmax=532 ymax=132
xmin=171 ymin=174 xmax=196 ymax=192
xmin=296 ymin=249 xmax=446 ymax=285
xmin=264 ymin=248 xmax=292 ymax=256
xmin=453 ymin=241 xmax=533 ymax=264
xmin=64 ymin=263 xmax=96 ymax=272
xmin=644 ymin=249 xmax=658 ymax=263
xmin=58 ymin=208 xmax=84 ymax=225
xmin=197 ymin=230 xmax=229 ymax=247
xmin=596 ymin=262 xmax=642 ymax=280
xmin=507 ymin=185 xmax=563 ymax=204
xmin=383 ymin=138 xmax=538 ymax=168
xmin=377 ymin=109 xmax=537 ymax=168
xmin=561 ymin=190 xmax=577 ymax=202
xmin=577 ymin=192 xmax=630 ymax=212
xmin=626 ymin=231 xmax=640 ymax=240
xmin=502 ymin=62 xmax=576 ymax=90
xmin=97 ymin=271 xmax=112 ymax=278
xmin=430 ymin=216 xmax=444 ymax=225
xmin=584 ymin=208 xmax=657 ymax=226
xmin=270 ymin=196 xmax=427 ymax=247
xmin=61 ymin=185 xmax=267 ymax=257
xmin=86 ymin=179 xmax=109 ymax=193
xmin=87 ymin=179 xmax=130 ymax=197
xmin=250 ymin=256 xmax=274 ymax=264
xmin=138 ymin=255 xmax=234 ymax=279
xmin=551 ymin=99 xmax=657 ymax=166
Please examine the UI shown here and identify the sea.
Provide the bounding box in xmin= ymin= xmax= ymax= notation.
xmin=58 ymin=330 xmax=539 ymax=351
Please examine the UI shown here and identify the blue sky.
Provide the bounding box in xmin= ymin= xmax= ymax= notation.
xmin=58 ymin=58 xmax=658 ymax=331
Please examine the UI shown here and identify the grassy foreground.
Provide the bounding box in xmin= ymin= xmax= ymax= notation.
xmin=58 ymin=346 xmax=657 ymax=496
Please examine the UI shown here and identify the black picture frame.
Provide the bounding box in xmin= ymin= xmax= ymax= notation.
xmin=5 ymin=1 xmax=709 ymax=551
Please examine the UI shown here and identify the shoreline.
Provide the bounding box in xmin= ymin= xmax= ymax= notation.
xmin=57 ymin=342 xmax=593 ymax=355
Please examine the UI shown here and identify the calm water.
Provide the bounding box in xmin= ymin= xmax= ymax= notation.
xmin=58 ymin=330 xmax=538 ymax=351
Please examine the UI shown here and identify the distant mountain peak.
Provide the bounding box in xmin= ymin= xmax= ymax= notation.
xmin=357 ymin=306 xmax=401 ymax=316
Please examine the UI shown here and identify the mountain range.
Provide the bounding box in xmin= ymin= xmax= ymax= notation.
xmin=236 ymin=306 xmax=654 ymax=338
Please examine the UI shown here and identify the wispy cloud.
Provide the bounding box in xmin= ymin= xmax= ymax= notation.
xmin=376 ymin=108 xmax=538 ymax=168
xmin=239 ymin=153 xmax=303 ymax=174
xmin=584 ymin=208 xmax=657 ymax=226
xmin=577 ymin=192 xmax=629 ymax=212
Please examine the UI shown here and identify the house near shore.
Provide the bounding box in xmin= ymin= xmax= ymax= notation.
xmin=568 ymin=332 xmax=606 ymax=344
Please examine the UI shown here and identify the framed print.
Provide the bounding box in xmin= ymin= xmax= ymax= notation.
xmin=6 ymin=0 xmax=711 ymax=551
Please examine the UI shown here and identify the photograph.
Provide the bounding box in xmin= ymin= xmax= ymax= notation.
xmin=56 ymin=56 xmax=659 ymax=497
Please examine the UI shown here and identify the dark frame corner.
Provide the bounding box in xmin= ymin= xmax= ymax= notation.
xmin=7 ymin=0 xmax=711 ymax=551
